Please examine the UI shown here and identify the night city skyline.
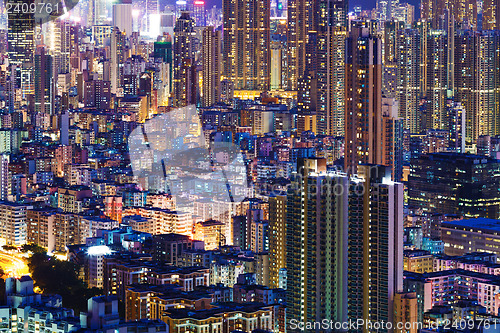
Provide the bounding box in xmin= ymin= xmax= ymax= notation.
xmin=0 ymin=0 xmax=497 ymax=333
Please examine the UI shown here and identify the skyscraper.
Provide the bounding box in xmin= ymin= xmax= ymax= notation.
xmin=110 ymin=27 xmax=126 ymax=95
xmin=483 ymin=0 xmax=500 ymax=30
xmin=286 ymin=161 xmax=403 ymax=330
xmin=7 ymin=0 xmax=35 ymax=104
xmin=421 ymin=0 xmax=477 ymax=30
xmin=316 ymin=1 xmax=348 ymax=136
xmin=113 ymin=0 xmax=133 ymax=36
xmin=383 ymin=20 xmax=404 ymax=99
xmin=344 ymin=23 xmax=383 ymax=174
xmin=269 ymin=194 xmax=286 ymax=290
xmin=423 ymin=29 xmax=449 ymax=131
xmin=193 ymin=0 xmax=207 ymax=26
xmin=396 ymin=28 xmax=421 ymax=133
xmin=294 ymin=0 xmax=348 ymax=136
xmin=286 ymin=158 xmax=348 ymax=328
xmin=286 ymin=0 xmax=317 ymax=91
xmin=223 ymin=0 xmax=270 ymax=91
xmin=34 ymin=46 xmax=53 ymax=114
xmin=201 ymin=27 xmax=221 ymax=107
xmin=173 ymin=12 xmax=195 ymax=107
xmin=347 ymin=164 xmax=404 ymax=330
xmin=454 ymin=30 xmax=500 ymax=145
xmin=381 ymin=98 xmax=404 ymax=181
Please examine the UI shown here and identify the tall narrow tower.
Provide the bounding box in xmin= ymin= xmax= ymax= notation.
xmin=201 ymin=27 xmax=221 ymax=107
xmin=344 ymin=22 xmax=383 ymax=174
xmin=222 ymin=0 xmax=270 ymax=91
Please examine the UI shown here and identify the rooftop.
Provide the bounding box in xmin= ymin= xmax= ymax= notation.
xmin=442 ymin=218 xmax=500 ymax=233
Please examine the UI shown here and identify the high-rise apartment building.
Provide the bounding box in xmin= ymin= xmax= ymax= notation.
xmin=222 ymin=0 xmax=270 ymax=91
xmin=0 ymin=155 xmax=8 ymax=201
xmin=483 ymin=0 xmax=500 ymax=30
xmin=454 ymin=30 xmax=500 ymax=145
xmin=381 ymin=98 xmax=404 ymax=181
xmin=286 ymin=0 xmax=315 ymax=91
xmin=347 ymin=164 xmax=404 ymax=331
xmin=0 ymin=201 xmax=29 ymax=246
xmin=201 ymin=27 xmax=221 ymax=107
xmin=173 ymin=12 xmax=195 ymax=107
xmin=421 ymin=0 xmax=477 ymax=30
xmin=110 ymin=27 xmax=126 ymax=95
xmin=317 ymin=1 xmax=347 ymax=137
xmin=383 ymin=20 xmax=405 ymax=99
xmin=7 ymin=0 xmax=35 ymax=103
xmin=286 ymin=161 xmax=403 ymax=330
xmin=396 ymin=28 xmax=421 ymax=133
xmin=290 ymin=0 xmax=347 ymax=136
xmin=34 ymin=46 xmax=53 ymax=114
xmin=423 ymin=29 xmax=449 ymax=131
xmin=286 ymin=159 xmax=348 ymax=327
xmin=268 ymin=194 xmax=286 ymax=289
xmin=345 ymin=23 xmax=383 ymax=174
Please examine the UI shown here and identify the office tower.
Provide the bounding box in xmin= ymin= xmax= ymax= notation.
xmin=268 ymin=194 xmax=286 ymax=289
xmin=110 ymin=27 xmax=126 ymax=95
xmin=286 ymin=159 xmax=348 ymax=327
xmin=113 ymin=1 xmax=133 ymax=36
xmin=484 ymin=0 xmax=500 ymax=30
xmin=34 ymin=46 xmax=53 ymax=115
xmin=454 ymin=30 xmax=500 ymax=145
xmin=154 ymin=36 xmax=173 ymax=63
xmin=7 ymin=0 xmax=35 ymax=103
xmin=348 ymin=164 xmax=404 ymax=330
xmin=396 ymin=28 xmax=421 ymax=133
xmin=393 ymin=3 xmax=415 ymax=25
xmin=223 ymin=0 xmax=270 ymax=91
xmin=193 ymin=0 xmax=206 ymax=26
xmin=376 ymin=0 xmax=394 ymax=21
xmin=92 ymin=0 xmax=110 ymax=25
xmin=421 ymin=0 xmax=477 ymax=29
xmin=381 ymin=98 xmax=404 ymax=181
xmin=201 ymin=27 xmax=221 ymax=107
xmin=173 ymin=12 xmax=195 ymax=107
xmin=409 ymin=153 xmax=500 ymax=218
xmin=344 ymin=23 xmax=383 ymax=174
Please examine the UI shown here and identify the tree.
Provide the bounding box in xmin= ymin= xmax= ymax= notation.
xmin=27 ymin=252 xmax=102 ymax=313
